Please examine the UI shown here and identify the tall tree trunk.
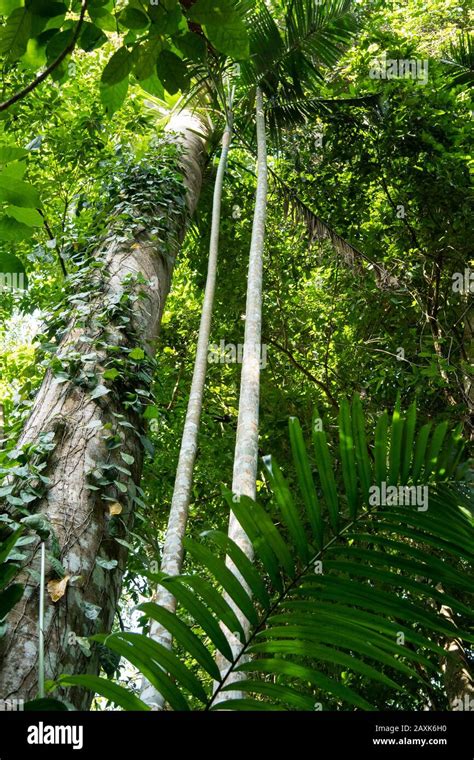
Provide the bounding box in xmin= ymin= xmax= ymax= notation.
xmin=141 ymin=110 xmax=233 ymax=709
xmin=0 ymin=111 xmax=209 ymax=709
xmin=439 ymin=595 xmax=474 ymax=709
xmin=214 ymin=86 xmax=268 ymax=703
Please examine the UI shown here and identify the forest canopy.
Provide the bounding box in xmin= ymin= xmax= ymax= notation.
xmin=0 ymin=0 xmax=472 ymax=721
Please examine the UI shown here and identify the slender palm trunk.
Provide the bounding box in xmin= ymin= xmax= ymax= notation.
xmin=141 ymin=111 xmax=233 ymax=708
xmin=214 ymin=86 xmax=268 ymax=702
xmin=0 ymin=111 xmax=209 ymax=709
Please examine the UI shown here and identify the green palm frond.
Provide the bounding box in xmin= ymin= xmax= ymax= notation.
xmin=56 ymin=397 xmax=473 ymax=711
xmin=441 ymin=32 xmax=474 ymax=90
xmin=241 ymin=0 xmax=357 ymax=91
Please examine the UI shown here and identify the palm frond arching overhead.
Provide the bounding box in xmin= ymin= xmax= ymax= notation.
xmin=269 ymin=165 xmax=399 ymax=287
xmin=240 ymin=0 xmax=357 ymax=92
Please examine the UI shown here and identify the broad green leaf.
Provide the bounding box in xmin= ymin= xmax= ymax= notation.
xmin=0 ymin=0 xmax=23 ymax=15
xmin=174 ymin=31 xmax=207 ymax=61
xmin=5 ymin=206 xmax=43 ymax=227
xmin=0 ymin=176 xmax=40 ymax=207
xmin=119 ymin=7 xmax=149 ymax=30
xmin=24 ymin=698 xmax=68 ymax=711
xmin=133 ymin=39 xmax=162 ymax=81
xmin=0 ymin=562 xmax=19 ymax=590
xmin=101 ymin=47 xmax=133 ymax=85
xmin=137 ymin=72 xmax=165 ymax=99
xmin=79 ymin=21 xmax=108 ymax=51
xmin=0 ymin=216 xmax=34 ymax=241
xmin=87 ymin=5 xmax=117 ymax=32
xmin=0 ymin=145 xmax=28 ymax=163
xmin=100 ymin=77 xmax=129 ymax=116
xmin=26 ymin=1 xmax=67 ymax=17
xmin=156 ymin=50 xmax=189 ymax=94
xmin=45 ymin=28 xmax=74 ymax=62
xmin=0 ymin=7 xmax=32 ymax=59
xmin=189 ymin=0 xmax=249 ymax=58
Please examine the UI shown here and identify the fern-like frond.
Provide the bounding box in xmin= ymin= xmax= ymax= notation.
xmin=57 ymin=399 xmax=473 ymax=711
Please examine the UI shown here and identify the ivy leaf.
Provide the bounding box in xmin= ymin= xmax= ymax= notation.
xmin=101 ymin=47 xmax=133 ymax=85
xmin=120 ymin=452 xmax=134 ymax=465
xmin=129 ymin=347 xmax=145 ymax=361
xmin=103 ymin=368 xmax=120 ymax=381
xmin=156 ymin=50 xmax=189 ymax=95
xmin=20 ymin=514 xmax=51 ymax=539
xmin=143 ymin=405 xmax=159 ymax=420
xmin=95 ymin=557 xmax=118 ymax=570
xmin=82 ymin=601 xmax=101 ymax=620
xmin=90 ymin=384 xmax=110 ymax=399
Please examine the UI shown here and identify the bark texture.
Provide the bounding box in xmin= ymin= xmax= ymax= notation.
xmin=214 ymin=87 xmax=268 ymax=702
xmin=440 ymin=598 xmax=474 ymax=709
xmin=141 ymin=115 xmax=232 ymax=709
xmin=0 ymin=111 xmax=208 ymax=708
